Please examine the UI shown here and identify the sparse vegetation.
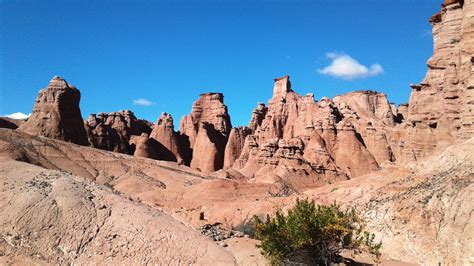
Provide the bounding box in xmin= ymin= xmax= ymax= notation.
xmin=253 ymin=199 xmax=381 ymax=265
xmin=268 ymin=179 xmax=298 ymax=197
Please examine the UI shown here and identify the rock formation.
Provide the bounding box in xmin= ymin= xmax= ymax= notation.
xmin=150 ymin=112 xmax=183 ymax=163
xmin=223 ymin=126 xmax=251 ymax=169
xmin=190 ymin=123 xmax=227 ymax=172
xmin=130 ymin=133 xmax=157 ymax=159
xmin=179 ymin=93 xmax=232 ymax=170
xmin=333 ymin=90 xmax=395 ymax=127
xmin=406 ymin=0 xmax=473 ymax=159
xmin=17 ymin=76 xmax=89 ymax=145
xmin=1 ymin=1 xmax=472 ymax=264
xmin=332 ymin=91 xmax=396 ymax=164
xmin=0 ymin=117 xmax=22 ymax=129
xmin=85 ymin=110 xmax=151 ymax=154
xmin=9 ymin=0 xmax=472 ymax=185
xmin=229 ymin=75 xmax=381 ymax=184
xmin=331 ymin=121 xmax=380 ymax=177
xmin=249 ymin=103 xmax=267 ymax=131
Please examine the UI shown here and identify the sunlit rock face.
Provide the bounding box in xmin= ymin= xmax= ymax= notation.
xmin=150 ymin=112 xmax=183 ymax=163
xmin=18 ymin=76 xmax=89 ymax=146
xmin=405 ymin=0 xmax=473 ymax=160
xmin=179 ymin=92 xmax=232 ymax=170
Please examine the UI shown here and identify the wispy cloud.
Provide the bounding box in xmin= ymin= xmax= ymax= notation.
xmin=133 ymin=98 xmax=154 ymax=107
xmin=2 ymin=112 xmax=30 ymax=119
xmin=318 ymin=53 xmax=384 ymax=80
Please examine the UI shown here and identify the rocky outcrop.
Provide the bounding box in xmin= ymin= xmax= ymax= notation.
xmin=223 ymin=126 xmax=251 ymax=169
xmin=332 ymin=91 xmax=396 ymax=164
xmin=302 ymin=131 xmax=340 ymax=175
xmin=231 ymin=75 xmax=380 ymax=184
xmin=179 ymin=93 xmax=232 ymax=169
xmin=17 ymin=76 xmax=89 ymax=145
xmin=130 ymin=133 xmax=157 ymax=159
xmin=249 ymin=103 xmax=267 ymax=131
xmin=333 ymin=90 xmax=395 ymax=127
xmin=190 ymin=123 xmax=227 ymax=172
xmin=395 ymin=103 xmax=409 ymax=122
xmin=150 ymin=112 xmax=183 ymax=163
xmin=0 ymin=159 xmax=236 ymax=264
xmin=0 ymin=117 xmax=22 ymax=129
xmin=332 ymin=121 xmax=380 ymax=177
xmin=179 ymin=93 xmax=232 ymax=147
xmin=406 ymin=0 xmax=473 ymax=160
xmin=85 ymin=110 xmax=151 ymax=154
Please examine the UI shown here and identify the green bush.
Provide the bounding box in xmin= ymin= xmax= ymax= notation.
xmin=253 ymin=199 xmax=381 ymax=265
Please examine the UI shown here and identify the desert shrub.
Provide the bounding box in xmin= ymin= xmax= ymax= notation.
xmin=253 ymin=199 xmax=381 ymax=265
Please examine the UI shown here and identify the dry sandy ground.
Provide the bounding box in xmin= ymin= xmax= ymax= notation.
xmin=0 ymin=128 xmax=472 ymax=265
xmin=0 ymin=160 xmax=238 ymax=264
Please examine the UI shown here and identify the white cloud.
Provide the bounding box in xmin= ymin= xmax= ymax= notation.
xmin=318 ymin=53 xmax=384 ymax=80
xmin=133 ymin=98 xmax=154 ymax=107
xmin=2 ymin=112 xmax=30 ymax=119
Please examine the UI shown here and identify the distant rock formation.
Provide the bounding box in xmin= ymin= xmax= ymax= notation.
xmin=17 ymin=76 xmax=89 ymax=146
xmin=0 ymin=117 xmax=23 ymax=129
xmin=150 ymin=112 xmax=183 ymax=163
xmin=249 ymin=103 xmax=267 ymax=131
xmin=223 ymin=126 xmax=251 ymax=169
xmin=12 ymin=0 xmax=472 ymax=186
xmin=85 ymin=110 xmax=151 ymax=154
xmin=130 ymin=133 xmax=157 ymax=159
xmin=333 ymin=91 xmax=395 ymax=164
xmin=190 ymin=122 xmax=227 ymax=172
xmin=230 ymin=75 xmax=380 ymax=186
xmin=179 ymin=93 xmax=232 ymax=170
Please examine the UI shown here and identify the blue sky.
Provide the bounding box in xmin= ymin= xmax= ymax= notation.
xmin=1 ymin=0 xmax=441 ymax=127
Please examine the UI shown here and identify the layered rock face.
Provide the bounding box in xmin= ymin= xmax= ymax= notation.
xmin=333 ymin=91 xmax=396 ymax=164
xmin=150 ymin=112 xmax=183 ymax=163
xmin=17 ymin=76 xmax=89 ymax=146
xmin=85 ymin=110 xmax=152 ymax=154
xmin=179 ymin=93 xmax=232 ymax=171
xmin=230 ymin=76 xmax=382 ymax=185
xmin=406 ymin=0 xmax=473 ymax=159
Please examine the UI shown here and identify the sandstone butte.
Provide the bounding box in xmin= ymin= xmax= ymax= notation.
xmin=0 ymin=0 xmax=472 ymax=265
